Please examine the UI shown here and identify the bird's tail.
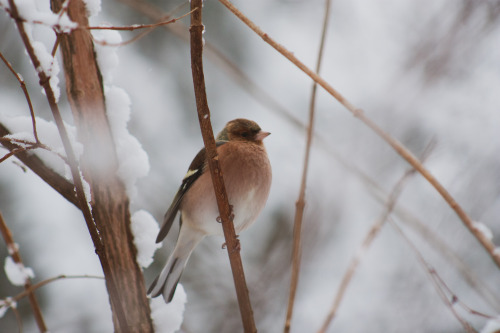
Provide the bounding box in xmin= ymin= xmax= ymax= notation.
xmin=148 ymin=226 xmax=204 ymax=303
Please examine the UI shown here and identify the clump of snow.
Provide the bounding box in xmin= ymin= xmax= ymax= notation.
xmin=32 ymin=39 xmax=61 ymax=101
xmin=0 ymin=115 xmax=83 ymax=179
xmin=4 ymin=256 xmax=34 ymax=286
xmin=7 ymin=0 xmax=77 ymax=32
xmin=105 ymin=86 xmax=150 ymax=199
xmin=150 ymin=285 xmax=187 ymax=333
xmin=6 ymin=243 xmax=19 ymax=256
xmin=0 ymin=298 xmax=15 ymax=318
xmin=7 ymin=0 xmax=77 ymax=102
xmin=93 ymin=29 xmax=122 ymax=83
xmin=481 ymin=318 xmax=500 ymax=333
xmin=91 ymin=28 xmax=150 ymax=199
xmin=472 ymin=221 xmax=493 ymax=241
xmin=82 ymin=0 xmax=101 ymax=18
xmin=131 ymin=210 xmax=161 ymax=268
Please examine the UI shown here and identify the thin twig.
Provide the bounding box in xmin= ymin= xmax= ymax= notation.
xmin=119 ymin=0 xmax=306 ymax=131
xmin=0 ymin=123 xmax=78 ymax=206
xmin=0 ymin=52 xmax=39 ymax=143
xmin=0 ymin=137 xmax=69 ymax=164
xmin=51 ymin=34 xmax=61 ymax=57
xmin=9 ymin=274 xmax=104 ymax=303
xmin=88 ymin=8 xmax=195 ymax=31
xmin=0 ymin=211 xmax=47 ymax=332
xmin=390 ymin=220 xmax=479 ymax=333
xmin=217 ymin=0 xmax=500 ymax=270
xmin=6 ymin=0 xmax=129 ymax=329
xmin=91 ymin=9 xmax=196 ymax=47
xmin=11 ymin=305 xmax=23 ymax=333
xmin=318 ymin=141 xmax=435 ymax=333
xmin=284 ymin=1 xmax=331 ymax=332
xmin=189 ymin=1 xmax=256 ymax=331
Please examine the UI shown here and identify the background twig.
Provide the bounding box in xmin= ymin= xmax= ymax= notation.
xmin=318 ymin=141 xmax=435 ymax=333
xmin=0 ymin=211 xmax=47 ymax=332
xmin=284 ymin=1 xmax=331 ymax=332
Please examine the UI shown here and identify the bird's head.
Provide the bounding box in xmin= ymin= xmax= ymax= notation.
xmin=217 ymin=118 xmax=270 ymax=143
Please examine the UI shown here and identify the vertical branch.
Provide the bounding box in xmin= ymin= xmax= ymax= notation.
xmin=6 ymin=0 xmax=130 ymax=329
xmin=49 ymin=0 xmax=153 ymax=330
xmin=284 ymin=1 xmax=331 ymax=332
xmin=0 ymin=211 xmax=47 ymax=332
xmin=189 ymin=1 xmax=257 ymax=332
xmin=0 ymin=52 xmax=39 ymax=143
xmin=7 ymin=0 xmax=153 ymax=331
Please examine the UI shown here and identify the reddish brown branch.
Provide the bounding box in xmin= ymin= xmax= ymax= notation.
xmin=189 ymin=1 xmax=256 ymax=332
xmin=88 ymin=8 xmax=195 ymax=32
xmin=0 ymin=52 xmax=39 ymax=143
xmin=9 ymin=274 xmax=104 ymax=303
xmin=0 ymin=124 xmax=78 ymax=206
xmin=0 ymin=211 xmax=47 ymax=332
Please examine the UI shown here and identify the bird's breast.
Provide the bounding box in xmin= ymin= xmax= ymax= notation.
xmin=180 ymin=142 xmax=271 ymax=236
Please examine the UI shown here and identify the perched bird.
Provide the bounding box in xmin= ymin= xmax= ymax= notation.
xmin=148 ymin=118 xmax=272 ymax=302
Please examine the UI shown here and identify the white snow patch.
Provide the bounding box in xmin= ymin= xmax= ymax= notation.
xmin=104 ymin=86 xmax=150 ymax=199
xmin=131 ymin=210 xmax=161 ymax=268
xmin=4 ymin=256 xmax=34 ymax=286
xmin=472 ymin=221 xmax=493 ymax=241
xmin=82 ymin=0 xmax=101 ymax=18
xmin=0 ymin=298 xmax=15 ymax=318
xmin=150 ymin=285 xmax=187 ymax=333
xmin=93 ymin=29 xmax=122 ymax=83
xmin=0 ymin=115 xmax=83 ymax=179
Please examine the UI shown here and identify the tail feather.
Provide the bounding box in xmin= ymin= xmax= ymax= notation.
xmin=148 ymin=226 xmax=204 ymax=303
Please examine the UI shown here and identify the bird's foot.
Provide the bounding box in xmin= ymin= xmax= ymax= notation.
xmin=216 ymin=205 xmax=235 ymax=223
xmin=221 ymin=235 xmax=241 ymax=253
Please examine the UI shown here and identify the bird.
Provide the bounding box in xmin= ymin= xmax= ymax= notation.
xmin=148 ymin=118 xmax=272 ymax=303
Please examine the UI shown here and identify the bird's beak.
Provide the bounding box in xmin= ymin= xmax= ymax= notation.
xmin=255 ymin=131 xmax=271 ymax=141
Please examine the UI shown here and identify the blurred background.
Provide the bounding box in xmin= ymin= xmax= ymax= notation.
xmin=1 ymin=0 xmax=500 ymax=332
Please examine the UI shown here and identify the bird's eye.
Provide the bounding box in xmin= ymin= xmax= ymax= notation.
xmin=241 ymin=132 xmax=249 ymax=138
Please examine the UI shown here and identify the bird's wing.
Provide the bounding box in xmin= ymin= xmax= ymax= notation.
xmin=155 ymin=141 xmax=228 ymax=243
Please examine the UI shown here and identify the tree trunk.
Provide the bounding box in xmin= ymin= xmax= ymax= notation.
xmin=50 ymin=0 xmax=153 ymax=331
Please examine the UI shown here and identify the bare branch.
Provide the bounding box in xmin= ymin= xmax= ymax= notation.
xmin=0 ymin=211 xmax=47 ymax=332
xmin=0 ymin=52 xmax=39 ymax=143
xmin=189 ymin=1 xmax=256 ymax=331
xmin=88 ymin=8 xmax=195 ymax=31
xmin=9 ymin=275 xmax=104 ymax=303
xmin=284 ymin=1 xmax=331 ymax=332
xmin=0 ymin=123 xmax=78 ymax=206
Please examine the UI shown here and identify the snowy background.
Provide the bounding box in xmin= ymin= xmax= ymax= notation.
xmin=1 ymin=0 xmax=500 ymax=332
